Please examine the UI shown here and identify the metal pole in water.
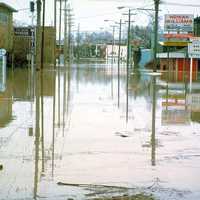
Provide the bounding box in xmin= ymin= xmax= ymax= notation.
xmin=117 ymin=19 xmax=122 ymax=108
xmin=190 ymin=57 xmax=193 ymax=92
xmin=151 ymin=75 xmax=156 ymax=166
xmin=126 ymin=9 xmax=131 ymax=123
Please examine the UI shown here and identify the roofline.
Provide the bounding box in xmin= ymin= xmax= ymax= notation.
xmin=0 ymin=3 xmax=17 ymax=12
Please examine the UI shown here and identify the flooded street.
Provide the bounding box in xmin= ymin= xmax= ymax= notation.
xmin=1 ymin=61 xmax=200 ymax=200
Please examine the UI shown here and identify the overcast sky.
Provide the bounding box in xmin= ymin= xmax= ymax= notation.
xmin=1 ymin=0 xmax=200 ymax=32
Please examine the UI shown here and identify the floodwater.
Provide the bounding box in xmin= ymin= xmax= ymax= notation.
xmin=0 ymin=57 xmax=200 ymax=200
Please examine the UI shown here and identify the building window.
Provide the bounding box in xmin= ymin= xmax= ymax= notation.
xmin=0 ymin=12 xmax=8 ymax=24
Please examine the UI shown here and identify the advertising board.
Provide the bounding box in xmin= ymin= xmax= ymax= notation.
xmin=164 ymin=14 xmax=194 ymax=32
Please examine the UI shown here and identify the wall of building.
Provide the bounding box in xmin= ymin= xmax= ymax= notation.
xmin=13 ymin=26 xmax=56 ymax=66
xmin=13 ymin=35 xmax=31 ymax=66
xmin=43 ymin=27 xmax=56 ymax=65
xmin=106 ymin=44 xmax=127 ymax=61
xmin=0 ymin=6 xmax=13 ymax=52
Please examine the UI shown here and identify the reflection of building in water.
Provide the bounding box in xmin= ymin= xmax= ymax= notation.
xmin=162 ymin=110 xmax=190 ymax=125
xmin=10 ymin=69 xmax=54 ymax=99
xmin=186 ymin=93 xmax=200 ymax=123
xmin=0 ymin=98 xmax=12 ymax=127
xmin=0 ymin=54 xmax=12 ymax=127
xmin=161 ymin=87 xmax=191 ymax=125
xmin=41 ymin=70 xmax=55 ymax=97
xmin=0 ymin=71 xmax=12 ymax=127
xmin=187 ymin=93 xmax=200 ymax=112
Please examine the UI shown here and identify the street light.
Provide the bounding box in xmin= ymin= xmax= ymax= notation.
xmin=153 ymin=0 xmax=160 ymax=72
xmin=118 ymin=6 xmax=159 ymax=72
xmin=104 ymin=19 xmax=118 ymax=64
xmin=115 ymin=19 xmax=126 ymax=108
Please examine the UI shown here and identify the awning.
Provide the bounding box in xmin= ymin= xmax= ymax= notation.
xmin=159 ymin=41 xmax=190 ymax=47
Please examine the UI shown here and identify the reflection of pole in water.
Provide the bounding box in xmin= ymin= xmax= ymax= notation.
xmin=62 ymin=64 xmax=67 ymax=136
xmin=166 ymin=45 xmax=169 ymax=111
xmin=40 ymin=71 xmax=45 ymax=172
xmin=76 ymin=64 xmax=80 ymax=92
xmin=111 ymin=26 xmax=116 ymax=99
xmin=52 ymin=69 xmax=56 ymax=177
xmin=66 ymin=63 xmax=71 ymax=121
xmin=151 ymin=75 xmax=156 ymax=166
xmin=57 ymin=63 xmax=61 ymax=127
xmin=34 ymin=72 xmax=40 ymax=199
xmin=117 ymin=19 xmax=122 ymax=108
xmin=126 ymin=9 xmax=131 ymax=123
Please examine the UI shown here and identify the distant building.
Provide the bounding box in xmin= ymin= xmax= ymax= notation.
xmin=0 ymin=3 xmax=17 ymax=52
xmin=106 ymin=44 xmax=127 ymax=61
xmin=13 ymin=26 xmax=56 ymax=66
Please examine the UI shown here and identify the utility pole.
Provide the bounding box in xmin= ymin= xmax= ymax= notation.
xmin=36 ymin=0 xmax=42 ymax=70
xmin=117 ymin=19 xmax=122 ymax=108
xmin=126 ymin=8 xmax=131 ymax=123
xmin=77 ymin=23 xmax=80 ymax=61
xmin=64 ymin=0 xmax=68 ymax=64
xmin=111 ymin=25 xmax=116 ymax=65
xmin=41 ymin=0 xmax=45 ymax=69
xmin=59 ymin=0 xmax=62 ymax=63
xmin=153 ymin=0 xmax=160 ymax=72
xmin=54 ymin=0 xmax=57 ymax=67
xmin=68 ymin=11 xmax=72 ymax=61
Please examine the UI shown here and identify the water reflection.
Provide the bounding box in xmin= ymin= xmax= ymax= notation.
xmin=151 ymin=75 xmax=156 ymax=166
xmin=1 ymin=61 xmax=200 ymax=199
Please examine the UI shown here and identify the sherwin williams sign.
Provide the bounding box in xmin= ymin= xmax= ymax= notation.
xmin=164 ymin=14 xmax=194 ymax=32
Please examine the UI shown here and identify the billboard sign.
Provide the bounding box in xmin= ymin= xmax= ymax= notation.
xmin=164 ymin=14 xmax=194 ymax=32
